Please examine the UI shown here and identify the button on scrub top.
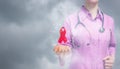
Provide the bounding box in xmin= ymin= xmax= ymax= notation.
xmin=58 ymin=6 xmax=116 ymax=69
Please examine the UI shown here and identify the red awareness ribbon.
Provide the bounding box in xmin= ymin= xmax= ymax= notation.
xmin=58 ymin=27 xmax=67 ymax=43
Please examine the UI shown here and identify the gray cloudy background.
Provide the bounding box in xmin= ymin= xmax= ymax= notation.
xmin=0 ymin=0 xmax=120 ymax=69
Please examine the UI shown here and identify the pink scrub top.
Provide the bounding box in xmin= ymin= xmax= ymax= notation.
xmin=58 ymin=6 xmax=116 ymax=69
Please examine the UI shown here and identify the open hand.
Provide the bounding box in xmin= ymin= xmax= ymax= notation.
xmin=53 ymin=44 xmax=71 ymax=55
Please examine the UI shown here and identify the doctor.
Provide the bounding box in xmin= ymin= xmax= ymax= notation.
xmin=54 ymin=0 xmax=116 ymax=69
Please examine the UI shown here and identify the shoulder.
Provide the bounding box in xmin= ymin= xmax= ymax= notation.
xmin=104 ymin=13 xmax=114 ymax=23
xmin=104 ymin=13 xmax=115 ymax=27
xmin=66 ymin=11 xmax=78 ymax=21
xmin=64 ymin=10 xmax=79 ymax=26
xmin=62 ymin=11 xmax=78 ymax=27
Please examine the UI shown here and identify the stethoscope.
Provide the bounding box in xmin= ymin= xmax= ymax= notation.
xmin=75 ymin=11 xmax=105 ymax=33
xmin=72 ymin=11 xmax=105 ymax=48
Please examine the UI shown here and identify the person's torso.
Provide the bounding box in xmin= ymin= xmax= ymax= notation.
xmin=67 ymin=6 xmax=113 ymax=69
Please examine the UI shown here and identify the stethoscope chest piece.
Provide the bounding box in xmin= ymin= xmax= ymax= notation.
xmin=99 ymin=27 xmax=105 ymax=33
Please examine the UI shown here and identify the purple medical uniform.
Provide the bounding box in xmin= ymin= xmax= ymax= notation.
xmin=58 ymin=6 xmax=116 ymax=69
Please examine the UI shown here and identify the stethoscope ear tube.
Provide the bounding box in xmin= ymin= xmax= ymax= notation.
xmin=99 ymin=11 xmax=105 ymax=33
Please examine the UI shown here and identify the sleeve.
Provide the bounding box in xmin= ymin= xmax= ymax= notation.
xmin=57 ymin=17 xmax=72 ymax=66
xmin=57 ymin=17 xmax=72 ymax=47
xmin=109 ymin=18 xmax=116 ymax=57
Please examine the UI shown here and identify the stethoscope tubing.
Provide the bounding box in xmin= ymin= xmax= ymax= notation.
xmin=72 ymin=10 xmax=105 ymax=48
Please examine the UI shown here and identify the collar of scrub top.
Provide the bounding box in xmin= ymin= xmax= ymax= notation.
xmin=81 ymin=5 xmax=103 ymax=21
xmin=75 ymin=5 xmax=105 ymax=33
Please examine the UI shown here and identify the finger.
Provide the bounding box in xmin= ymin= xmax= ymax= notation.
xmin=56 ymin=46 xmax=62 ymax=55
xmin=64 ymin=46 xmax=69 ymax=54
xmin=59 ymin=46 xmax=63 ymax=53
xmin=66 ymin=46 xmax=71 ymax=55
xmin=65 ymin=46 xmax=69 ymax=52
xmin=104 ymin=62 xmax=113 ymax=69
xmin=56 ymin=46 xmax=61 ymax=55
xmin=68 ymin=46 xmax=71 ymax=52
xmin=62 ymin=47 xmax=66 ymax=55
xmin=64 ymin=46 xmax=69 ymax=52
xmin=105 ymin=66 xmax=112 ymax=69
xmin=63 ymin=46 xmax=67 ymax=54
xmin=105 ymin=60 xmax=114 ymax=64
xmin=61 ymin=46 xmax=67 ymax=55
xmin=103 ymin=56 xmax=110 ymax=60
xmin=67 ymin=46 xmax=70 ymax=51
xmin=105 ymin=63 xmax=113 ymax=67
xmin=54 ymin=46 xmax=58 ymax=53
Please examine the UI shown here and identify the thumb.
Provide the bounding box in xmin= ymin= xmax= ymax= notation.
xmin=103 ymin=56 xmax=110 ymax=60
